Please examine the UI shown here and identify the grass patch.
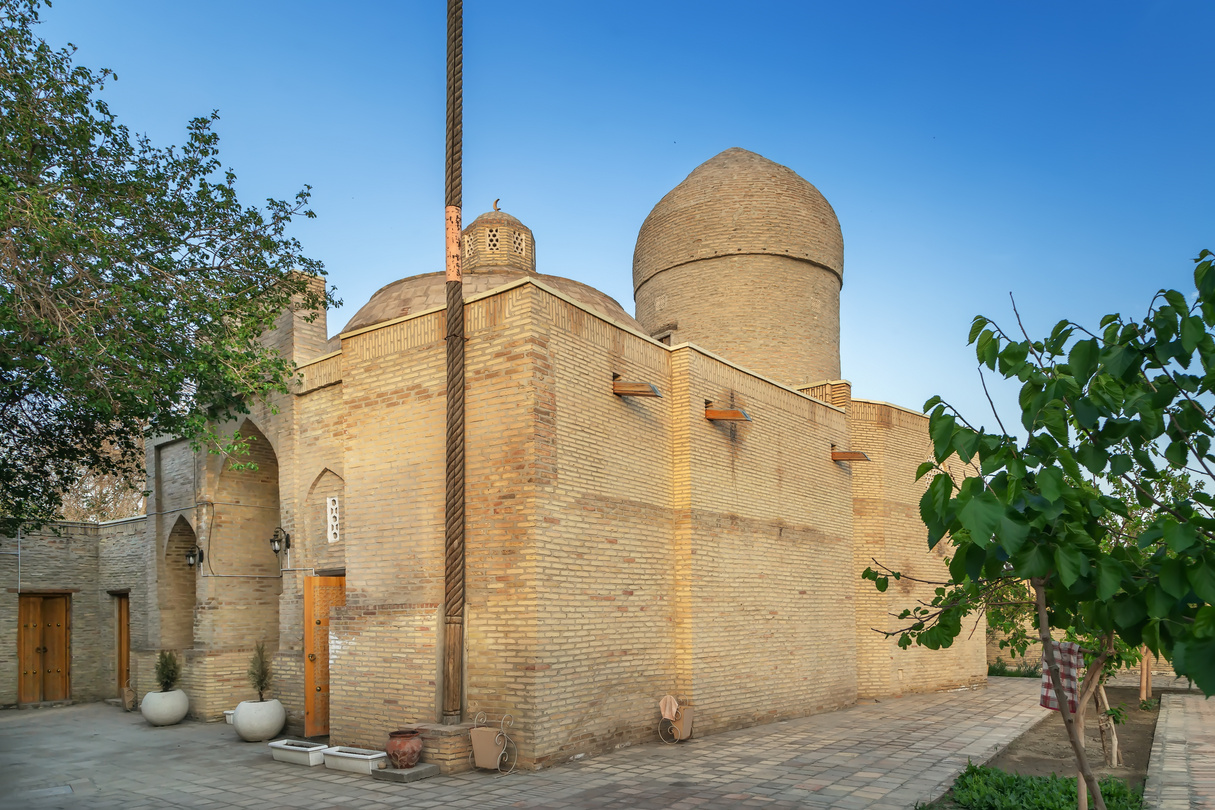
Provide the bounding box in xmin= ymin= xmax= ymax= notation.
xmin=923 ymin=763 xmax=1142 ymax=810
xmin=987 ymin=657 xmax=1041 ymax=678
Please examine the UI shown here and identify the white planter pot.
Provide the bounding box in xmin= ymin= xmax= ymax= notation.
xmin=232 ymin=698 xmax=286 ymax=742
xmin=323 ymin=746 xmax=388 ymax=774
xmin=268 ymin=739 xmax=332 ymax=766
xmin=141 ymin=689 xmax=189 ymax=726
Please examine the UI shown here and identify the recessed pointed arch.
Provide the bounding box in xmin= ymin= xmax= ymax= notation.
xmin=160 ymin=515 xmax=197 ymax=650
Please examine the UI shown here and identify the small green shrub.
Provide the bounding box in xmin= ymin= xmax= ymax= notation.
xmin=1014 ymin=658 xmax=1041 ymax=678
xmin=154 ymin=650 xmax=180 ymax=692
xmin=1139 ymin=697 xmax=1158 ymax=711
xmin=988 ymin=657 xmax=1040 ymax=678
xmin=988 ymin=658 xmax=1010 ymax=676
xmin=950 ymin=763 xmax=1142 ymax=810
xmin=247 ymin=641 xmax=273 ymax=701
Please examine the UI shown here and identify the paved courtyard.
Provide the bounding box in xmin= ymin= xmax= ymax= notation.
xmin=0 ymin=678 xmax=1049 ymax=810
xmin=1144 ymin=691 xmax=1215 ymax=810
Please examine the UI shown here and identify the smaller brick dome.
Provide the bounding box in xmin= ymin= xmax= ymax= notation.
xmin=632 ymin=148 xmax=844 ymax=293
xmin=463 ymin=206 xmax=535 ymax=274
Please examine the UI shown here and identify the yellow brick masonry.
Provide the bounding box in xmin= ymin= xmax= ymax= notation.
xmin=282 ymin=279 xmax=989 ymax=769
xmin=848 ymin=398 xmax=986 ymax=698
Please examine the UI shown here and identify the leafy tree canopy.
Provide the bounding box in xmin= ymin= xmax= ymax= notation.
xmin=866 ymin=250 xmax=1215 ymax=697
xmin=0 ymin=0 xmax=334 ymax=533
xmin=866 ymin=251 xmax=1215 ymax=809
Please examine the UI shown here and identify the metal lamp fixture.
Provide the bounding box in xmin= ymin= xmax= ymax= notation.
xmin=269 ymin=527 xmax=291 ymax=555
xmin=185 ymin=545 xmax=203 ymax=567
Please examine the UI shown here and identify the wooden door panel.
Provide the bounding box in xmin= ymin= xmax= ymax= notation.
xmin=116 ymin=595 xmax=130 ymax=697
xmin=303 ymin=576 xmax=345 ymax=737
xmin=17 ymin=596 xmax=41 ymax=704
xmin=41 ymin=596 xmax=69 ymax=702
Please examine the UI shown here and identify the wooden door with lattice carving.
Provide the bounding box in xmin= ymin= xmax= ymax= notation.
xmin=304 ymin=576 xmax=345 ymax=736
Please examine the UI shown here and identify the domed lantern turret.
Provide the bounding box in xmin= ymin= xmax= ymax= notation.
xmin=462 ymin=202 xmax=535 ymax=275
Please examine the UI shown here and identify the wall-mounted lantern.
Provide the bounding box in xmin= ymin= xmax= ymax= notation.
xmin=185 ymin=545 xmax=203 ymax=567
xmin=269 ymin=527 xmax=291 ymax=555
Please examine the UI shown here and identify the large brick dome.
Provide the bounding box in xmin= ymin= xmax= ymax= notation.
xmin=632 ymin=147 xmax=843 ymax=293
xmin=631 ymin=148 xmax=845 ymax=388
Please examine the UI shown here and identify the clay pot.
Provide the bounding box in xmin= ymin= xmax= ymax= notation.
xmin=386 ymin=729 xmax=423 ymax=769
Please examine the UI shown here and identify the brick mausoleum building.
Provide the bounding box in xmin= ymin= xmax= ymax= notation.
xmin=0 ymin=148 xmax=986 ymax=769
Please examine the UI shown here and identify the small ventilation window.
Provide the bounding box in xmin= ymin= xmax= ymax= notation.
xmin=487 ymin=228 xmax=499 ymax=251
xmin=463 ymin=234 xmax=476 ymax=263
xmin=512 ymin=231 xmax=525 ymax=254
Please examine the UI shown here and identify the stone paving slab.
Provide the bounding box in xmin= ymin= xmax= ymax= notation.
xmin=0 ymin=678 xmax=1048 ymax=810
xmin=1143 ymin=691 xmax=1215 ymax=809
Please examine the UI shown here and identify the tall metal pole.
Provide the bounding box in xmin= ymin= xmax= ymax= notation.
xmin=441 ymin=0 xmax=466 ymax=725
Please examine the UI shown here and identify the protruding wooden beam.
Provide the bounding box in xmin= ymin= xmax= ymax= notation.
xmin=705 ymin=406 xmax=751 ymax=422
xmin=831 ymin=449 xmax=870 ymax=462
xmin=613 ymin=381 xmax=662 ymax=398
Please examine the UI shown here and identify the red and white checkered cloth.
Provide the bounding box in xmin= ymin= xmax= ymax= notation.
xmin=1040 ymin=640 xmax=1081 ymax=714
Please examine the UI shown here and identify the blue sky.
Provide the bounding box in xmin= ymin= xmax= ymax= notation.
xmin=39 ymin=1 xmax=1215 ymax=430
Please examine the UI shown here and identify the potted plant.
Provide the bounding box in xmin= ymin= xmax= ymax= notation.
xmin=141 ymin=651 xmax=189 ymax=726
xmin=232 ymin=642 xmax=286 ymax=742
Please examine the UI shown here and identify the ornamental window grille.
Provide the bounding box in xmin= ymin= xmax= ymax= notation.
xmin=463 ymin=234 xmax=476 ymax=264
xmin=512 ymin=231 xmax=525 ymax=255
xmin=326 ymin=497 xmax=340 ymax=543
xmin=487 ymin=228 xmax=500 ymax=251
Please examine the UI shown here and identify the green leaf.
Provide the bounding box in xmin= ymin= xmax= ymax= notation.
xmin=915 ymin=461 xmax=935 ymax=480
xmin=929 ymin=412 xmax=957 ymax=462
xmin=1103 ymin=345 xmax=1137 ymax=378
xmin=1164 ymin=440 xmax=1189 ymax=468
xmin=958 ymin=491 xmax=1003 ymax=546
xmin=1146 ymin=585 xmax=1174 ymax=619
xmin=1096 ymin=557 xmax=1124 ymax=601
xmin=968 ymin=317 xmax=988 ymax=345
xmin=1112 ymin=596 xmax=1147 ymax=630
xmin=1181 ymin=315 xmax=1205 ymax=354
xmin=875 ymin=576 xmax=889 ymax=593
xmin=1194 ymin=606 xmax=1215 ymax=639
xmin=1076 ymin=443 xmax=1108 ymax=474
xmin=1037 ymin=467 xmax=1065 ymax=503
xmin=1164 ymin=521 xmax=1198 ymax=553
xmin=1055 ymin=545 xmax=1086 ymax=588
xmin=1172 ymin=638 xmax=1215 ymax=695
xmin=953 ymin=429 xmax=980 ymax=464
xmin=1068 ymin=338 xmax=1099 ymax=383
xmin=1190 ymin=560 xmax=1215 ymax=604
xmin=920 ymin=473 xmax=952 ymax=525
xmin=997 ymin=515 xmax=1029 ymax=556
xmin=1041 ymin=401 xmax=1069 ymax=444
xmin=1160 ymin=557 xmax=1189 ymax=598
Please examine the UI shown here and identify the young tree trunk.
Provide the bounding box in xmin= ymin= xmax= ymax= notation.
xmin=1031 ymin=578 xmax=1107 ymax=810
xmin=1096 ymin=684 xmax=1122 ymax=767
xmin=1139 ymin=645 xmax=1152 ymax=703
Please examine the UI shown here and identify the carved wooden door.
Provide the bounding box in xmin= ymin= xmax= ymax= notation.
xmin=18 ymin=595 xmax=70 ymax=703
xmin=303 ymin=576 xmax=345 ymax=736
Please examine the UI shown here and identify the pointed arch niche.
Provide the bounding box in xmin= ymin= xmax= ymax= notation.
xmin=199 ymin=419 xmax=281 ymax=651
xmin=305 ymin=468 xmax=345 ymax=571
xmin=160 ymin=516 xmax=197 ymax=650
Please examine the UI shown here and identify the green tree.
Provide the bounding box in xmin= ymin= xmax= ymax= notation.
xmin=867 ymin=250 xmax=1215 ymax=810
xmin=0 ymin=0 xmax=334 ymax=534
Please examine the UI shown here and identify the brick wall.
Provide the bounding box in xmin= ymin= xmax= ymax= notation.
xmin=0 ymin=517 xmax=146 ymax=705
xmin=848 ymin=399 xmax=987 ymax=698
